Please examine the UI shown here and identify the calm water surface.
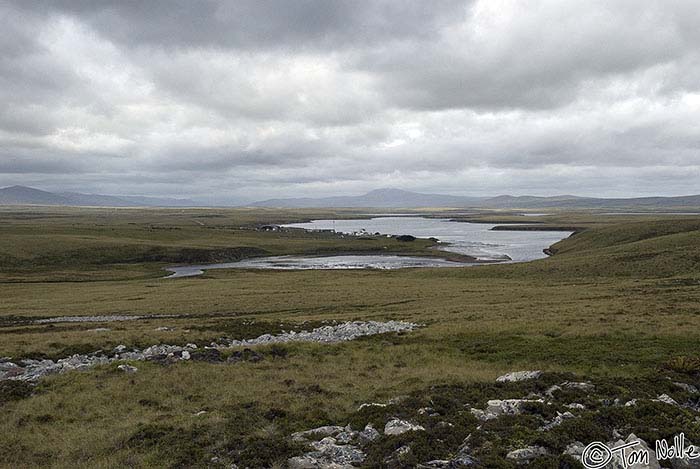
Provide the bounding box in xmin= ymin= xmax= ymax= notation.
xmin=165 ymin=217 xmax=572 ymax=277
xmin=284 ymin=217 xmax=571 ymax=262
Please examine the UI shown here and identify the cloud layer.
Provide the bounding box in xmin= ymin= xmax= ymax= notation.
xmin=2 ymin=0 xmax=700 ymax=202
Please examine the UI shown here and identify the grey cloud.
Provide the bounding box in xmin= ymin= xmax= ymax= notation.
xmin=1 ymin=0 xmax=700 ymax=201
xmin=9 ymin=0 xmax=466 ymax=51
xmin=356 ymin=1 xmax=700 ymax=111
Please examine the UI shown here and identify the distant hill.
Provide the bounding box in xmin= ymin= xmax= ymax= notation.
xmin=251 ymin=188 xmax=700 ymax=210
xmin=252 ymin=188 xmax=485 ymax=208
xmin=0 ymin=186 xmax=198 ymax=207
xmin=4 ymin=185 xmax=700 ymax=210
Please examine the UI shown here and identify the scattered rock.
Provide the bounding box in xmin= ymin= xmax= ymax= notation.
xmin=221 ymin=320 xmax=418 ymax=348
xmin=656 ymin=394 xmax=680 ymax=407
xmin=384 ymin=418 xmax=425 ymax=436
xmin=667 ymin=437 xmax=700 ymax=469
xmin=540 ymin=411 xmax=575 ymax=431
xmin=358 ymin=424 xmax=380 ymax=444
xmin=605 ymin=434 xmax=660 ymax=469
xmin=506 ymin=446 xmax=548 ymax=463
xmin=673 ymin=382 xmax=699 ymax=394
xmin=496 ymin=370 xmax=542 ymax=383
xmin=563 ymin=441 xmax=585 ymax=461
xmin=117 ymin=364 xmax=137 ymax=373
xmin=470 ymin=398 xmax=544 ymax=421
xmin=292 ymin=425 xmax=346 ymax=442
xmin=357 ymin=402 xmax=387 ymax=410
xmin=1 ymin=321 xmax=418 ymax=383
xmin=385 ymin=445 xmax=412 ymax=469
xmin=417 ymin=460 xmax=452 ymax=468
xmin=563 ymin=381 xmax=595 ymax=391
xmin=289 ymin=437 xmax=365 ymax=468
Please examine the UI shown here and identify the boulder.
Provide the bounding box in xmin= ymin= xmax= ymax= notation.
xmin=506 ymin=446 xmax=548 ymax=463
xmin=384 ymin=418 xmax=425 ymax=436
xmin=291 ymin=425 xmax=346 ymax=442
xmin=358 ymin=424 xmax=380 ymax=444
xmin=605 ymin=434 xmax=660 ymax=469
xmin=656 ymin=394 xmax=680 ymax=407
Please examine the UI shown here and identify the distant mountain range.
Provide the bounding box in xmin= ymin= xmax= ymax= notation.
xmin=251 ymin=188 xmax=700 ymax=210
xmin=0 ymin=185 xmax=198 ymax=207
xmin=4 ymin=185 xmax=700 ymax=210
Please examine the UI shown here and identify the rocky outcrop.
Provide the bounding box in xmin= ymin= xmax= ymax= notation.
xmin=288 ymin=425 xmax=366 ymax=468
xmin=217 ymin=320 xmax=418 ymax=348
xmin=0 ymin=321 xmax=418 ymax=382
xmin=281 ymin=370 xmax=700 ymax=469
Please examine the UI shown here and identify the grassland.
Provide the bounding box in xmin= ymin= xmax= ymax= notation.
xmin=1 ymin=207 xmax=700 ymax=467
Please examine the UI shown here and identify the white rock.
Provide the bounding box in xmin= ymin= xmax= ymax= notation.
xmin=506 ymin=446 xmax=548 ymax=462
xmin=656 ymin=394 xmax=680 ymax=407
xmin=540 ymin=411 xmax=575 ymax=431
xmin=384 ymin=418 xmax=425 ymax=436
xmin=471 ymin=398 xmax=544 ymax=421
xmin=358 ymin=424 xmax=380 ymax=443
xmin=291 ymin=425 xmax=346 ymax=442
xmin=117 ymin=364 xmax=137 ymax=373
xmin=496 ymin=370 xmax=542 ymax=383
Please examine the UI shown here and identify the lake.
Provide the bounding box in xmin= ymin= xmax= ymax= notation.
xmin=165 ymin=217 xmax=572 ymax=278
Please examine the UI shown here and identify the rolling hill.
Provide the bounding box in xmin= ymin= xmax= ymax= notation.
xmin=0 ymin=185 xmax=198 ymax=207
xmin=251 ymin=188 xmax=700 ymax=210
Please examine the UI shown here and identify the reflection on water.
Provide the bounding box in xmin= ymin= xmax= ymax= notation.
xmin=283 ymin=217 xmax=572 ymax=262
xmin=165 ymin=217 xmax=573 ymax=277
xmin=165 ymin=255 xmax=467 ymax=278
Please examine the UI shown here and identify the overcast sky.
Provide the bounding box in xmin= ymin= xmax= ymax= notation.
xmin=2 ymin=0 xmax=700 ymax=203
